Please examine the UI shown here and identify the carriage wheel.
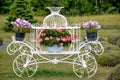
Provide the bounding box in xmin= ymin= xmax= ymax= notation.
xmin=13 ymin=54 xmax=38 ymax=77
xmin=73 ymin=53 xmax=97 ymax=78
xmin=90 ymin=42 xmax=104 ymax=55
xmin=7 ymin=42 xmax=20 ymax=55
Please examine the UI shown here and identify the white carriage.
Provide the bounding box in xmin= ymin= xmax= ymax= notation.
xmin=7 ymin=7 xmax=104 ymax=78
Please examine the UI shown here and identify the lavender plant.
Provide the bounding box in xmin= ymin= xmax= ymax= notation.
xmin=82 ymin=20 xmax=101 ymax=33
xmin=11 ymin=18 xmax=31 ymax=32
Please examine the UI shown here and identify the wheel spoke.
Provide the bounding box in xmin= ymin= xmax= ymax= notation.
xmin=74 ymin=67 xmax=84 ymax=72
xmin=25 ymin=68 xmax=30 ymax=77
xmin=87 ymin=62 xmax=95 ymax=66
xmin=28 ymin=67 xmax=35 ymax=71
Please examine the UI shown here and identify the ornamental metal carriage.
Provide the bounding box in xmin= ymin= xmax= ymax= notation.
xmin=7 ymin=7 xmax=104 ymax=78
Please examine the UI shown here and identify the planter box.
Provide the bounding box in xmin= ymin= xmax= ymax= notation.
xmin=86 ymin=32 xmax=97 ymax=41
xmin=15 ymin=32 xmax=25 ymax=41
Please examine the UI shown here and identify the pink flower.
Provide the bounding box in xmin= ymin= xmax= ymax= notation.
xmin=43 ymin=33 xmax=46 ymax=36
xmin=61 ymin=38 xmax=67 ymax=42
xmin=56 ymin=37 xmax=61 ymax=41
xmin=56 ymin=29 xmax=62 ymax=32
xmin=37 ymin=29 xmax=43 ymax=32
xmin=50 ymin=36 xmax=53 ymax=39
xmin=36 ymin=37 xmax=42 ymax=42
xmin=41 ymin=33 xmax=46 ymax=36
xmin=45 ymin=37 xmax=49 ymax=40
xmin=74 ymin=34 xmax=78 ymax=38
xmin=66 ymin=36 xmax=71 ymax=41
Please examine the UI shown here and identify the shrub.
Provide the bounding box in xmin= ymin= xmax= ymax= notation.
xmin=108 ymin=34 xmax=120 ymax=47
xmin=106 ymin=7 xmax=117 ymax=13
xmin=116 ymin=39 xmax=120 ymax=47
xmin=107 ymin=64 xmax=120 ymax=80
xmin=96 ymin=51 xmax=120 ymax=67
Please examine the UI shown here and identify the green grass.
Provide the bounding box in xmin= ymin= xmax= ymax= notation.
xmin=67 ymin=14 xmax=120 ymax=29
xmin=0 ymin=14 xmax=120 ymax=80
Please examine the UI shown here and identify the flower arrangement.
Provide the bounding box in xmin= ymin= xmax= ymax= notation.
xmin=36 ymin=29 xmax=77 ymax=47
xmin=11 ymin=18 xmax=31 ymax=32
xmin=82 ymin=20 xmax=101 ymax=33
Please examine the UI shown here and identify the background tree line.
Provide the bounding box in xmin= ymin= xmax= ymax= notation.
xmin=0 ymin=0 xmax=120 ymax=16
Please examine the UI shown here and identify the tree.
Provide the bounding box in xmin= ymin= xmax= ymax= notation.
xmin=4 ymin=0 xmax=36 ymax=32
xmin=0 ymin=0 xmax=14 ymax=14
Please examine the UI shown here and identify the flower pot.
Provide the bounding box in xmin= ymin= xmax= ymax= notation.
xmin=15 ymin=32 xmax=25 ymax=41
xmin=47 ymin=44 xmax=63 ymax=53
xmin=86 ymin=32 xmax=97 ymax=41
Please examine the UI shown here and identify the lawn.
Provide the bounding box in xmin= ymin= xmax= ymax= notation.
xmin=0 ymin=14 xmax=120 ymax=80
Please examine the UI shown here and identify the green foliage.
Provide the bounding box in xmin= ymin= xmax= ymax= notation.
xmin=4 ymin=0 xmax=36 ymax=32
xmin=0 ymin=0 xmax=14 ymax=14
xmin=112 ymin=64 xmax=120 ymax=80
xmin=107 ymin=64 xmax=120 ymax=80
xmin=0 ymin=0 xmax=120 ymax=15
xmin=97 ymin=51 xmax=120 ymax=67
xmin=108 ymin=34 xmax=120 ymax=47
xmin=106 ymin=7 xmax=117 ymax=13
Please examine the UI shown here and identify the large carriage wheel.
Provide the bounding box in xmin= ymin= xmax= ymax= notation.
xmin=73 ymin=53 xmax=97 ymax=78
xmin=13 ymin=54 xmax=38 ymax=77
xmin=90 ymin=42 xmax=104 ymax=55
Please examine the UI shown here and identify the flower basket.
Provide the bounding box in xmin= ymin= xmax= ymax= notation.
xmin=15 ymin=32 xmax=25 ymax=41
xmin=82 ymin=20 xmax=101 ymax=41
xmin=11 ymin=18 xmax=31 ymax=41
xmin=86 ymin=32 xmax=97 ymax=41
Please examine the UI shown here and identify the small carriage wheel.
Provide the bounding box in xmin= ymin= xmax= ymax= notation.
xmin=7 ymin=41 xmax=20 ymax=55
xmin=73 ymin=53 xmax=97 ymax=78
xmin=90 ymin=42 xmax=104 ymax=55
xmin=13 ymin=54 xmax=38 ymax=77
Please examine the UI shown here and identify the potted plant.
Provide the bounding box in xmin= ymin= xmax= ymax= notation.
xmin=11 ymin=18 xmax=31 ymax=41
xmin=36 ymin=29 xmax=77 ymax=53
xmin=82 ymin=20 xmax=101 ymax=41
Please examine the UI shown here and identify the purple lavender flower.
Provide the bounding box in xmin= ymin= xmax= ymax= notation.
xmin=11 ymin=22 xmax=19 ymax=27
xmin=15 ymin=18 xmax=21 ymax=24
xmin=83 ymin=20 xmax=101 ymax=29
xmin=11 ymin=18 xmax=31 ymax=28
xmin=82 ymin=22 xmax=90 ymax=29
